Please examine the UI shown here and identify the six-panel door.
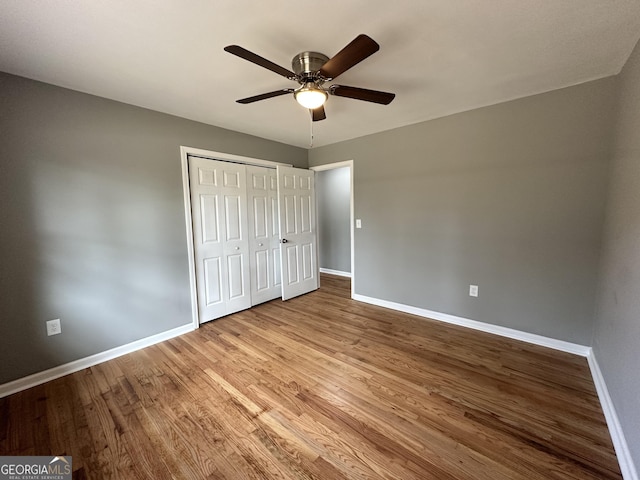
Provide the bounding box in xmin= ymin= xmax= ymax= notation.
xmin=246 ymin=165 xmax=282 ymax=305
xmin=189 ymin=158 xmax=318 ymax=323
xmin=277 ymin=165 xmax=319 ymax=300
xmin=189 ymin=157 xmax=251 ymax=322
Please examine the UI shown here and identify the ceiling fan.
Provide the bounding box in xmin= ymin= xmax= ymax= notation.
xmin=224 ymin=34 xmax=395 ymax=121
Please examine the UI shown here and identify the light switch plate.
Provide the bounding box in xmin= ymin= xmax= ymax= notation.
xmin=469 ymin=285 xmax=478 ymax=297
xmin=356 ymin=219 xmax=362 ymax=228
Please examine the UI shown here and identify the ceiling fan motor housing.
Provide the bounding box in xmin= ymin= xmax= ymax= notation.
xmin=292 ymin=51 xmax=329 ymax=81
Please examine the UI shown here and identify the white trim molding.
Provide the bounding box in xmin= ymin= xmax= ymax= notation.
xmin=352 ymin=292 xmax=638 ymax=478
xmin=320 ymin=268 xmax=352 ymax=278
xmin=180 ymin=147 xmax=200 ymax=330
xmin=180 ymin=145 xmax=291 ymax=169
xmin=587 ymin=351 xmax=639 ymax=480
xmin=352 ymin=293 xmax=590 ymax=356
xmin=0 ymin=324 xmax=194 ymax=399
xmin=310 ymin=160 xmax=355 ymax=298
xmin=310 ymin=160 xmax=353 ymax=171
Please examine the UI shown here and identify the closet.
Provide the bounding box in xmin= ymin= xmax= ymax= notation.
xmin=188 ymin=155 xmax=317 ymax=324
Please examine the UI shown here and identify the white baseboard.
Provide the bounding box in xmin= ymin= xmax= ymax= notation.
xmin=587 ymin=351 xmax=638 ymax=480
xmin=2 ymin=298 xmax=636 ymax=480
xmin=0 ymin=323 xmax=195 ymax=398
xmin=352 ymin=292 xmax=637 ymax=479
xmin=352 ymin=293 xmax=590 ymax=356
xmin=320 ymin=268 xmax=352 ymax=278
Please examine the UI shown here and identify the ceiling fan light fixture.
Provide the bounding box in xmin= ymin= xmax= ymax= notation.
xmin=294 ymin=83 xmax=328 ymax=109
xmin=225 ymin=35 xmax=395 ymax=122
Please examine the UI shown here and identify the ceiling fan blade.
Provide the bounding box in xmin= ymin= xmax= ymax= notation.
xmin=330 ymin=85 xmax=395 ymax=105
xmin=311 ymin=106 xmax=326 ymax=122
xmin=318 ymin=34 xmax=380 ymax=80
xmin=236 ymin=89 xmax=294 ymax=104
xmin=224 ymin=45 xmax=297 ymax=79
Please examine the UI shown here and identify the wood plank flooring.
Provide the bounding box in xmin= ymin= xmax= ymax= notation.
xmin=0 ymin=274 xmax=621 ymax=479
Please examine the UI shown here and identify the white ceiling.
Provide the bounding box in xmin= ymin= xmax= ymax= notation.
xmin=1 ymin=1 xmax=640 ymax=148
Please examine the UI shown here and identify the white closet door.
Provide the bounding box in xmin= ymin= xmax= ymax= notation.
xmin=246 ymin=165 xmax=281 ymax=305
xmin=277 ymin=165 xmax=319 ymax=300
xmin=189 ymin=157 xmax=251 ymax=322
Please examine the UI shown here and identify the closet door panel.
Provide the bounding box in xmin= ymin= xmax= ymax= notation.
xmin=277 ymin=165 xmax=318 ymax=300
xmin=189 ymin=157 xmax=251 ymax=323
xmin=247 ymin=165 xmax=282 ymax=305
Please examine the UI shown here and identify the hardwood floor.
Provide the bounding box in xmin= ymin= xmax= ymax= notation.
xmin=0 ymin=274 xmax=621 ymax=479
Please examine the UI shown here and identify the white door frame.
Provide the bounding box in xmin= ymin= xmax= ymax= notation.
xmin=180 ymin=146 xmax=291 ymax=329
xmin=310 ymin=160 xmax=355 ymax=299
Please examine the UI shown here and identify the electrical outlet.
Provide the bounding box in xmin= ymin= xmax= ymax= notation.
xmin=46 ymin=318 xmax=62 ymax=336
xmin=469 ymin=285 xmax=478 ymax=297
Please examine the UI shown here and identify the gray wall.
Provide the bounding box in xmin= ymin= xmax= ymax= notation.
xmin=0 ymin=72 xmax=307 ymax=385
xmin=593 ymin=39 xmax=640 ymax=468
xmin=310 ymin=78 xmax=617 ymax=345
xmin=316 ymin=167 xmax=351 ymax=273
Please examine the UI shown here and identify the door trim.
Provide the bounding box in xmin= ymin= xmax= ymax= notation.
xmin=180 ymin=146 xmax=291 ymax=329
xmin=310 ymin=160 xmax=355 ymax=299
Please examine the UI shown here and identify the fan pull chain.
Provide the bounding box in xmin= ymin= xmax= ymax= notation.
xmin=309 ymin=110 xmax=314 ymax=148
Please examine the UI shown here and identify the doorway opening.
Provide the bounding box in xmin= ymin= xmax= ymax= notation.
xmin=310 ymin=160 xmax=354 ymax=298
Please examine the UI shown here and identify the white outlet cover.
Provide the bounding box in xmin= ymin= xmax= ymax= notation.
xmin=469 ymin=285 xmax=479 ymax=297
xmin=46 ymin=318 xmax=61 ymax=336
